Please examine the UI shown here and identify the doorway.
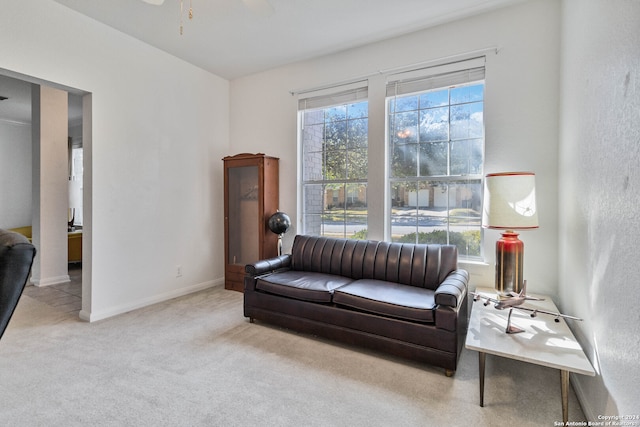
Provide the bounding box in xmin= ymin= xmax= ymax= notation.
xmin=0 ymin=70 xmax=92 ymax=319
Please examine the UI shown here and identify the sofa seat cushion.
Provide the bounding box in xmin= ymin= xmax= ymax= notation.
xmin=333 ymin=279 xmax=436 ymax=323
xmin=256 ymin=271 xmax=353 ymax=303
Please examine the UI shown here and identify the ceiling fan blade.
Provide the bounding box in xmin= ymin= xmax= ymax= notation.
xmin=140 ymin=0 xmax=165 ymax=5
xmin=242 ymin=0 xmax=274 ymax=16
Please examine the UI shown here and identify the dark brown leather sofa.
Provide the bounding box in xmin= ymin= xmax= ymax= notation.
xmin=244 ymin=235 xmax=469 ymax=375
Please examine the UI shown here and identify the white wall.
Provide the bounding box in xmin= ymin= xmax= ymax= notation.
xmin=0 ymin=120 xmax=31 ymax=229
xmin=230 ymin=0 xmax=561 ymax=294
xmin=559 ymin=0 xmax=640 ymax=417
xmin=0 ymin=0 xmax=230 ymax=320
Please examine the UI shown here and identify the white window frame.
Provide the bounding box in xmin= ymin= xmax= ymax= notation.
xmin=297 ymin=81 xmax=369 ymax=239
xmin=385 ymin=57 xmax=485 ymax=259
xmin=296 ymin=56 xmax=487 ymax=260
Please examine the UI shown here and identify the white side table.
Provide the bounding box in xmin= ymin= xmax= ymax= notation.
xmin=465 ymin=287 xmax=595 ymax=424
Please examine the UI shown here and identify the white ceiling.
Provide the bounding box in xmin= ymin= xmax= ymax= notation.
xmin=0 ymin=75 xmax=32 ymax=125
xmin=0 ymin=74 xmax=83 ymax=125
xmin=52 ymin=0 xmax=523 ymax=80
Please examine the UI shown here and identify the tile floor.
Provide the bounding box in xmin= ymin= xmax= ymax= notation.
xmin=23 ymin=264 xmax=82 ymax=315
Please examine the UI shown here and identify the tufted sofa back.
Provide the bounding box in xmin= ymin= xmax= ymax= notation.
xmin=290 ymin=235 xmax=457 ymax=291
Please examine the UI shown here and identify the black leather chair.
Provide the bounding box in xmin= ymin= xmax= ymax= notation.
xmin=0 ymin=229 xmax=36 ymax=341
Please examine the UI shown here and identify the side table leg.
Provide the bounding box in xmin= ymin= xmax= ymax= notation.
xmin=561 ymin=370 xmax=569 ymax=424
xmin=479 ymin=351 xmax=486 ymax=407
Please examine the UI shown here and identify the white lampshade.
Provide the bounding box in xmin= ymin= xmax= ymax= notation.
xmin=482 ymin=172 xmax=539 ymax=230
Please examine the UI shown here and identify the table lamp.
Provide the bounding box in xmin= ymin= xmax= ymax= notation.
xmin=482 ymin=172 xmax=539 ymax=294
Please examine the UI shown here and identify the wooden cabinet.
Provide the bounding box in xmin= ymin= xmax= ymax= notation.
xmin=223 ymin=153 xmax=279 ymax=292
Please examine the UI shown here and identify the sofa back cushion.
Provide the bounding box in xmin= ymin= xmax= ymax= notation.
xmin=290 ymin=235 xmax=457 ymax=290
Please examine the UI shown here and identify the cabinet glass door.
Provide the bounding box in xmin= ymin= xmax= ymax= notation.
xmin=227 ymin=165 xmax=259 ymax=266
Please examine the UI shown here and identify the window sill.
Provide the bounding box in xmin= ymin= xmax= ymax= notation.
xmin=458 ymin=259 xmax=493 ymax=289
xmin=459 ymin=259 xmax=490 ymax=267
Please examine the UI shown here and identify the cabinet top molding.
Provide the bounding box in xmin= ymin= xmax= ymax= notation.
xmin=223 ymin=153 xmax=279 ymax=161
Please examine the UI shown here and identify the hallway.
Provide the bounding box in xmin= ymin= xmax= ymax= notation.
xmin=22 ymin=264 xmax=81 ymax=315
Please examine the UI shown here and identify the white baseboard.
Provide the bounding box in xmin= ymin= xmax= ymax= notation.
xmin=571 ymin=374 xmax=595 ymax=421
xmin=80 ymin=277 xmax=225 ymax=322
xmin=31 ymin=275 xmax=71 ymax=287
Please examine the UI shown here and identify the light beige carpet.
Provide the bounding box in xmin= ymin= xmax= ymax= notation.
xmin=0 ymin=286 xmax=586 ymax=426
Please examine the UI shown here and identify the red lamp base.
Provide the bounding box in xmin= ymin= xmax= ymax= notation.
xmin=495 ymin=230 xmax=524 ymax=294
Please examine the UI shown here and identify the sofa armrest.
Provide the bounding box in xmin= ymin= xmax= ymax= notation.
xmin=245 ymin=254 xmax=292 ymax=277
xmin=434 ymin=269 xmax=469 ymax=332
xmin=434 ymin=269 xmax=469 ymax=308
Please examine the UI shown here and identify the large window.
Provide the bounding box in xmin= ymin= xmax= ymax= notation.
xmin=387 ymin=65 xmax=485 ymax=259
xmin=299 ymin=85 xmax=368 ymax=238
xmin=298 ymin=57 xmax=485 ymax=259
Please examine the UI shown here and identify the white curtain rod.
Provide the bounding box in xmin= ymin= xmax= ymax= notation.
xmin=290 ymin=46 xmax=500 ymax=97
